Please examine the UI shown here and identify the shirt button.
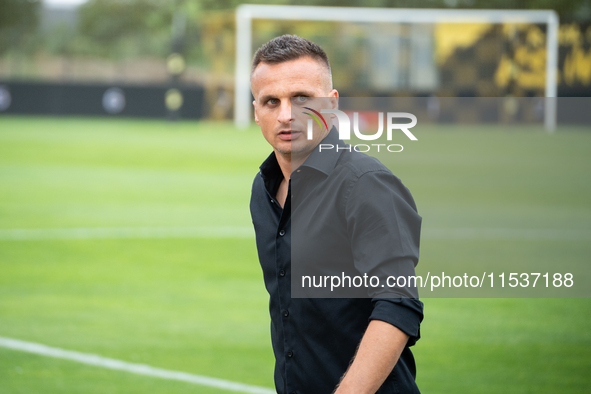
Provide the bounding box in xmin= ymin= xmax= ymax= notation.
xmin=279 ymin=269 xmax=286 ymax=277
xmin=279 ymin=230 xmax=285 ymax=236
xmin=270 ymin=199 xmax=274 ymax=204
xmin=287 ymin=350 xmax=293 ymax=358
xmin=282 ymin=309 xmax=289 ymax=317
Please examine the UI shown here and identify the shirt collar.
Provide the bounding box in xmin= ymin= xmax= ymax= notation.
xmin=259 ymin=149 xmax=280 ymax=178
xmin=259 ymin=126 xmax=345 ymax=182
xmin=259 ymin=150 xmax=283 ymax=198
xmin=299 ymin=126 xmax=344 ymax=176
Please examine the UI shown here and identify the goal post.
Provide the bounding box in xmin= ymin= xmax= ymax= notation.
xmin=234 ymin=5 xmax=559 ymax=132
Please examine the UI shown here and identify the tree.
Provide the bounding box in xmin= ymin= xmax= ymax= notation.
xmin=77 ymin=0 xmax=174 ymax=58
xmin=0 ymin=0 xmax=40 ymax=54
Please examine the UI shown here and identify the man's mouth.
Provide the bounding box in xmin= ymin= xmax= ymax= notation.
xmin=278 ymin=130 xmax=301 ymax=140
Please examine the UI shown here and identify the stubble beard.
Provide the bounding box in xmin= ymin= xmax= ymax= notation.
xmin=276 ymin=141 xmax=314 ymax=163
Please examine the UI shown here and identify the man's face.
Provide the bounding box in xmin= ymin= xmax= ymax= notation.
xmin=251 ymin=56 xmax=338 ymax=160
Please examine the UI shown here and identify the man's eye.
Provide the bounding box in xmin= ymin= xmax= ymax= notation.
xmin=295 ymin=96 xmax=308 ymax=102
xmin=267 ymin=99 xmax=279 ymax=105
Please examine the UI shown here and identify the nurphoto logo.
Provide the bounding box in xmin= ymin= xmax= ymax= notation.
xmin=304 ymin=108 xmax=418 ymax=153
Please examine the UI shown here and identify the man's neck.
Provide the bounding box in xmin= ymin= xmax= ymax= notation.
xmin=275 ymin=151 xmax=309 ymax=181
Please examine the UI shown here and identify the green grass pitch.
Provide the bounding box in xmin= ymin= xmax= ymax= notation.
xmin=0 ymin=116 xmax=590 ymax=393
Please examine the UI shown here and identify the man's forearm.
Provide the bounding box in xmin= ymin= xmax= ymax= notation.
xmin=334 ymin=320 xmax=409 ymax=394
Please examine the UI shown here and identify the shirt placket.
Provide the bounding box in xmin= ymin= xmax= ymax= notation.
xmin=274 ymin=180 xmax=296 ymax=393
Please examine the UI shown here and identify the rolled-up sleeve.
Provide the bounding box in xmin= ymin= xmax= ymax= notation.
xmin=369 ymin=298 xmax=423 ymax=346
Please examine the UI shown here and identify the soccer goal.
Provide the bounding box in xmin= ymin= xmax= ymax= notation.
xmin=234 ymin=5 xmax=559 ymax=131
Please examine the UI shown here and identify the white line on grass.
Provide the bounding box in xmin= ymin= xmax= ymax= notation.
xmin=0 ymin=226 xmax=589 ymax=241
xmin=0 ymin=337 xmax=275 ymax=394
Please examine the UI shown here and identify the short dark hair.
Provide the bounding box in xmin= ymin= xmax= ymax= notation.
xmin=251 ymin=34 xmax=332 ymax=78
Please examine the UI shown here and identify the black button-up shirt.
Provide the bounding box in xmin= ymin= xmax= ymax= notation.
xmin=250 ymin=128 xmax=423 ymax=394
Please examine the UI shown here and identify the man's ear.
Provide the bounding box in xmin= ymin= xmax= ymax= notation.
xmin=253 ymin=100 xmax=259 ymax=125
xmin=328 ymin=89 xmax=339 ymax=110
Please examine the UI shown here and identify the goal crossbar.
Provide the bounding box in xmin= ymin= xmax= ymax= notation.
xmin=235 ymin=5 xmax=559 ymax=131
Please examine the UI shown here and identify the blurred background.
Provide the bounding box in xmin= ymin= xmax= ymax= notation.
xmin=1 ymin=1 xmax=590 ymax=394
xmin=0 ymin=0 xmax=590 ymax=120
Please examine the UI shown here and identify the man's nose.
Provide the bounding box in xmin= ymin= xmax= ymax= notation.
xmin=277 ymin=101 xmax=292 ymax=124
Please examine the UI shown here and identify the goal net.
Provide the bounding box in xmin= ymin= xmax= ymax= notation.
xmin=235 ymin=5 xmax=559 ymax=131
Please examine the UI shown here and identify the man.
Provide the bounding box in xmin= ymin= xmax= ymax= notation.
xmin=250 ymin=35 xmax=423 ymax=394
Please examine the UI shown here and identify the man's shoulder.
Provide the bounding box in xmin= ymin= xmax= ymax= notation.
xmin=252 ymin=170 xmax=263 ymax=182
xmin=250 ymin=171 xmax=268 ymax=216
xmin=337 ymin=149 xmax=396 ymax=180
xmin=251 ymin=171 xmax=264 ymax=192
xmin=335 ymin=149 xmax=417 ymax=210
